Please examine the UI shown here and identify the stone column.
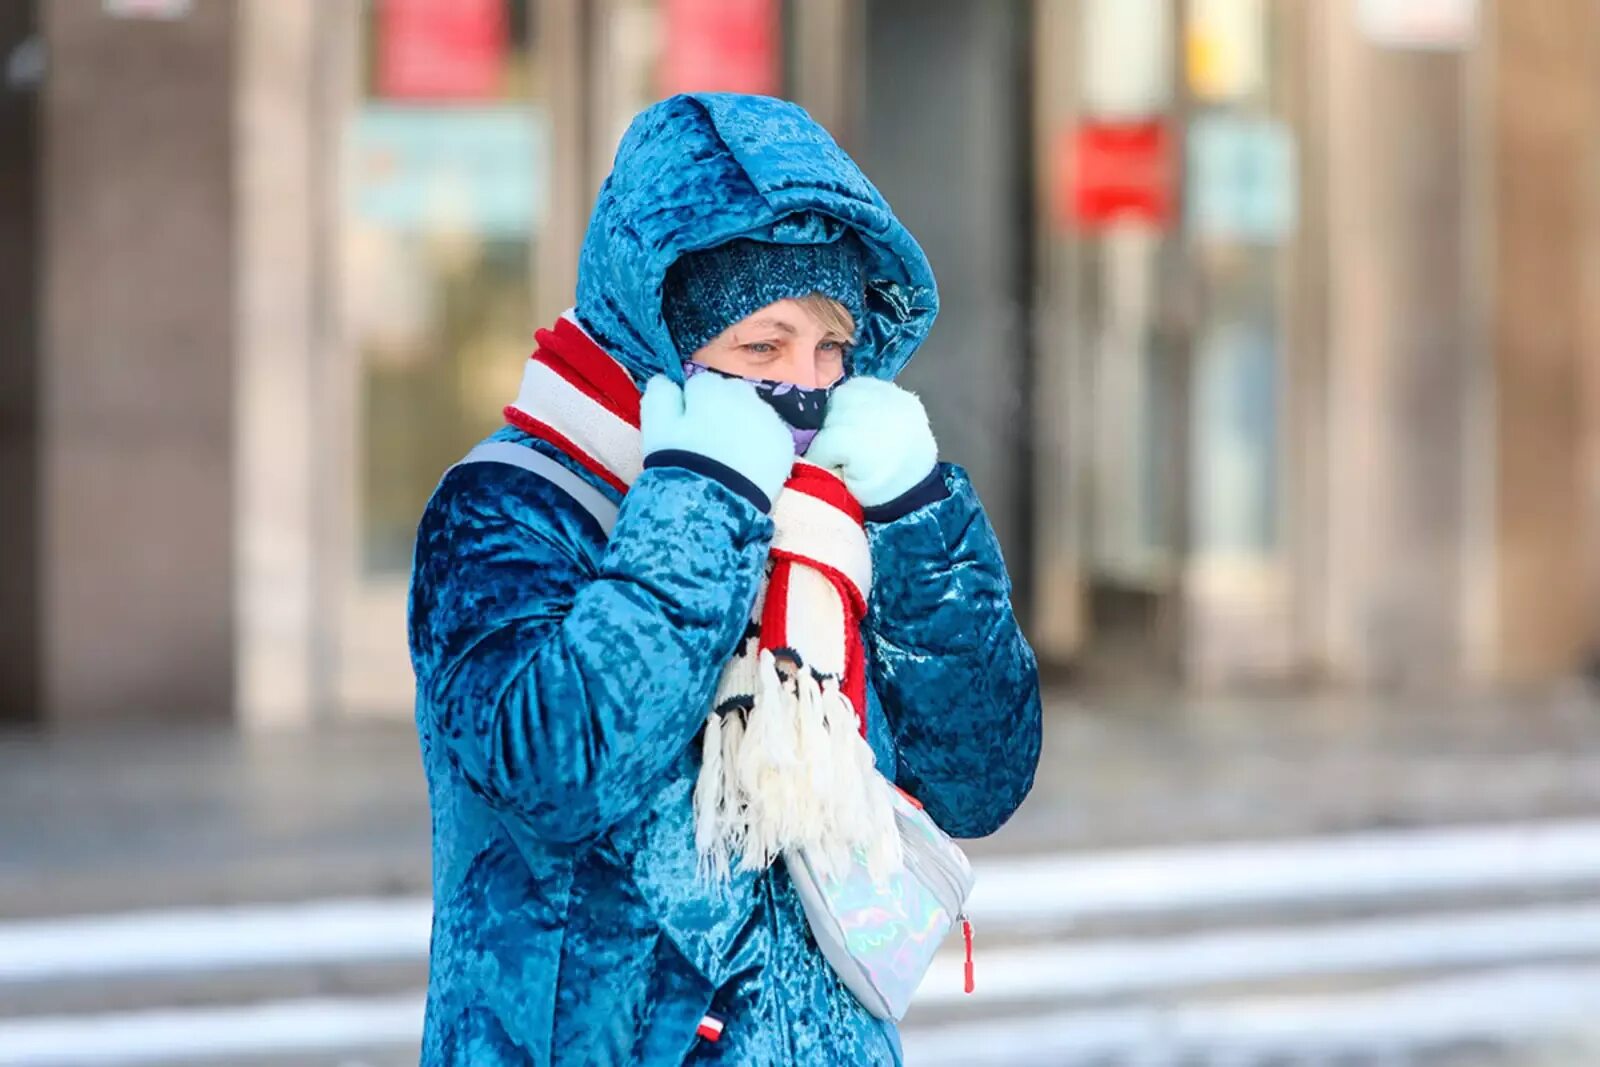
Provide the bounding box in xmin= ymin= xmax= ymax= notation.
xmin=1314 ymin=0 xmax=1477 ymax=686
xmin=789 ymin=0 xmax=861 ymax=150
xmin=536 ymin=0 xmax=587 ymax=319
xmin=0 ymin=2 xmax=42 ymax=725
xmin=234 ymin=0 xmax=324 ymax=728
xmin=1586 ymin=11 xmax=1600 ymax=669
xmin=39 ymin=0 xmax=236 ymax=724
xmin=1489 ymin=0 xmax=1600 ymax=678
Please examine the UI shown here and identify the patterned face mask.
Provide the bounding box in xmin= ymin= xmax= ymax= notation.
xmin=682 ymin=360 xmax=845 ymax=455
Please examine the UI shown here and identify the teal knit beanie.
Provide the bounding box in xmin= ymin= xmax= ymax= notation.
xmin=661 ymin=236 xmax=865 ymax=358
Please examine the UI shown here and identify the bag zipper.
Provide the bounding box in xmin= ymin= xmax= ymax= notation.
xmin=961 ymin=913 xmax=975 ymax=994
xmin=894 ymin=799 xmax=977 ymax=997
xmin=902 ymin=824 xmax=971 ymax=917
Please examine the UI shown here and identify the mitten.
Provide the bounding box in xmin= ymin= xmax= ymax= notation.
xmin=805 ymin=377 xmax=938 ymax=508
xmin=641 ymin=373 xmax=797 ymax=511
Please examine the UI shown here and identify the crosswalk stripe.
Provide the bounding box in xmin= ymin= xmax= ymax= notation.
xmin=0 ymin=994 xmax=424 ymax=1067
xmin=0 ymin=899 xmax=431 ymax=983
xmin=10 ymin=819 xmax=1600 ymax=984
xmin=903 ymin=964 xmax=1600 ymax=1066
xmin=916 ymin=901 xmax=1600 ymax=1007
xmin=9 ymin=964 xmax=1600 ymax=1067
xmin=971 ymin=817 xmax=1600 ymax=922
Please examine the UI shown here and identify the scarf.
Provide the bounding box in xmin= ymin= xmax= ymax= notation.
xmin=505 ymin=312 xmax=901 ymax=882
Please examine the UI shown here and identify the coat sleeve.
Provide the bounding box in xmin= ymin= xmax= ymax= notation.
xmin=863 ymin=463 xmax=1042 ymax=839
xmin=408 ymin=462 xmax=772 ymax=845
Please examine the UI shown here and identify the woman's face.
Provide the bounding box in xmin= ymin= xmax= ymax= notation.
xmin=688 ymin=298 xmax=853 ymax=388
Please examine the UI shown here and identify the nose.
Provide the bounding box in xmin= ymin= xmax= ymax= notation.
xmin=785 ymin=350 xmax=828 ymax=389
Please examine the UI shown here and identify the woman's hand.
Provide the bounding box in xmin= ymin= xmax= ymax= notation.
xmin=806 ymin=377 xmax=938 ymax=508
xmin=641 ymin=373 xmax=796 ymax=511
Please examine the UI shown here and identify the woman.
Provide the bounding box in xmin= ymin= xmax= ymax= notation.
xmin=409 ymin=93 xmax=1041 ymax=1065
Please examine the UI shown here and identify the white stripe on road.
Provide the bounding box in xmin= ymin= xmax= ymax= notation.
xmin=9 ymin=965 xmax=1600 ymax=1067
xmin=23 ymin=898 xmax=1599 ymax=1036
xmin=0 ymin=898 xmax=431 ymax=983
xmin=968 ymin=818 xmax=1600 ymax=924
xmin=915 ymin=901 xmax=1600 ymax=1007
xmin=0 ymin=994 xmax=424 ymax=1067
xmin=8 ymin=819 xmax=1600 ymax=984
xmin=903 ymin=964 xmax=1600 ymax=1066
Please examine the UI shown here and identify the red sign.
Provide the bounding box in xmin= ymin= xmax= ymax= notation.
xmin=1060 ymin=120 xmax=1175 ymax=229
xmin=660 ymin=0 xmax=781 ymax=96
xmin=377 ymin=0 xmax=507 ymax=101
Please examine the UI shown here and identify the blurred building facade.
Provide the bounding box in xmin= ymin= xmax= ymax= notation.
xmin=0 ymin=0 xmax=1596 ymax=729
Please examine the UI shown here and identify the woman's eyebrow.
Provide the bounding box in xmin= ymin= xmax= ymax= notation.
xmin=742 ymin=319 xmax=799 ymax=335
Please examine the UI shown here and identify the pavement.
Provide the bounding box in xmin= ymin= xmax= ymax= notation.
xmin=0 ymin=718 xmax=431 ymax=921
xmin=6 ymin=680 xmax=1600 ymax=918
xmin=6 ymin=681 xmax=1600 ymax=1065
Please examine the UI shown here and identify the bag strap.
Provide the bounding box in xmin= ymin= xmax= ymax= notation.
xmin=452 ymin=440 xmax=620 ymax=537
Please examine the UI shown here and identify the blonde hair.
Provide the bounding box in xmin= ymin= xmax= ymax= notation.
xmin=796 ymin=293 xmax=856 ymax=343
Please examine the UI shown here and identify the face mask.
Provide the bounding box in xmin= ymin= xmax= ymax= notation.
xmin=682 ymin=360 xmax=844 ymax=455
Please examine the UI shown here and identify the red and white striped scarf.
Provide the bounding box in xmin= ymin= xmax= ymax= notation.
xmin=505 ymin=312 xmax=900 ymax=881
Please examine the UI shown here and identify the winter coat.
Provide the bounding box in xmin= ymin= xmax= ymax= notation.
xmin=408 ymin=92 xmax=1042 ymax=1066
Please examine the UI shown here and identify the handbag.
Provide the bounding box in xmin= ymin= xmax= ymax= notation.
xmin=785 ymin=781 xmax=976 ymax=1021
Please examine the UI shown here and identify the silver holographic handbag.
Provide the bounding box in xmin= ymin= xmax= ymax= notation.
xmin=785 ymin=782 xmax=976 ymax=1021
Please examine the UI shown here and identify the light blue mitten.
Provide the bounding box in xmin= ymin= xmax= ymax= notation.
xmin=805 ymin=377 xmax=938 ymax=508
xmin=641 ymin=373 xmax=796 ymax=510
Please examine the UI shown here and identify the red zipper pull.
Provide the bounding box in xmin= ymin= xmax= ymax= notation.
xmin=962 ymin=916 xmax=975 ymax=994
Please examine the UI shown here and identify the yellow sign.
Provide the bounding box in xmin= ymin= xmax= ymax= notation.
xmin=1186 ymin=0 xmax=1265 ymax=103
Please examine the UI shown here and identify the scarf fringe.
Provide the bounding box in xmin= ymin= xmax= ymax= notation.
xmin=695 ymin=645 xmax=902 ymax=885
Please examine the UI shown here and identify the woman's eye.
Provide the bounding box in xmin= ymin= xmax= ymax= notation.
xmin=818 ymin=340 xmax=851 ymax=359
xmin=742 ymin=341 xmax=778 ymax=355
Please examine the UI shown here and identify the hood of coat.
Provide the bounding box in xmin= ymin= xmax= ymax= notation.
xmin=574 ymin=92 xmax=939 ymax=386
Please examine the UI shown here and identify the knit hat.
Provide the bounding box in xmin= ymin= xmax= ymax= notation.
xmin=661 ymin=236 xmax=866 ymax=358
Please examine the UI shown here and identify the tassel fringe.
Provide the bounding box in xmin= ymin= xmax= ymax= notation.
xmin=693 ymin=641 xmax=901 ymax=884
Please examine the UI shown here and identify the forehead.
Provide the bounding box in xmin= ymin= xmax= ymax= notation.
xmin=727 ymin=299 xmax=840 ymax=336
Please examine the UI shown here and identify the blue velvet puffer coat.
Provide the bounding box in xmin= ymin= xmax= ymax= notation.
xmin=408 ymin=93 xmax=1042 ymax=1065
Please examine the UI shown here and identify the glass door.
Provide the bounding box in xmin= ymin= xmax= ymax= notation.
xmin=1032 ymin=0 xmax=1191 ymax=677
xmin=1179 ymin=0 xmax=1299 ymax=684
xmin=1030 ymin=0 xmax=1299 ymax=684
xmin=336 ymin=0 xmax=551 ymax=714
